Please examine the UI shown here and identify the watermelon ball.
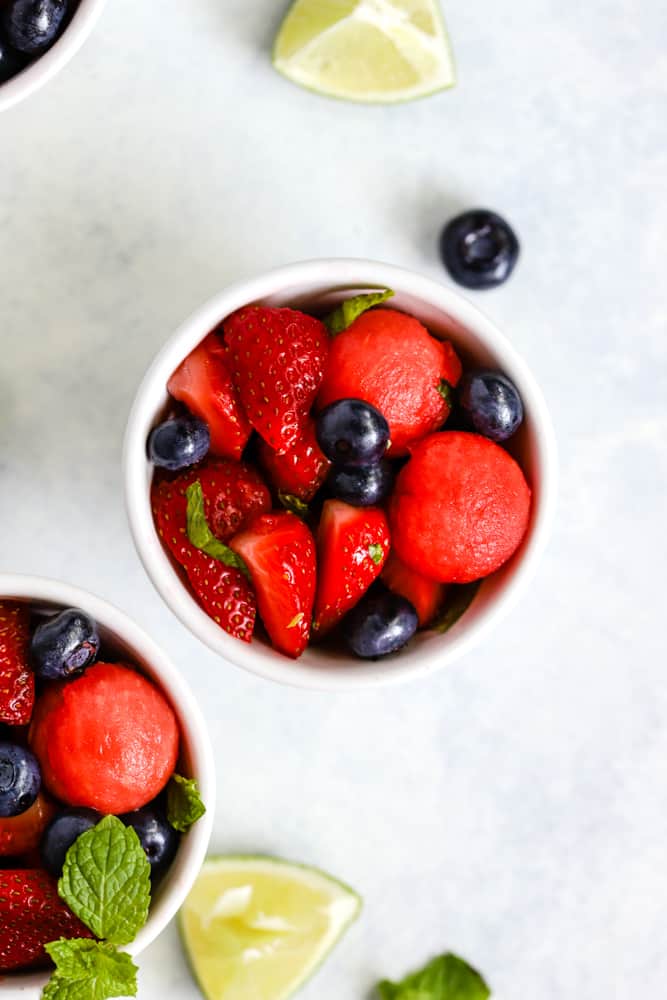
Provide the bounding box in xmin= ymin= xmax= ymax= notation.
xmin=389 ymin=432 xmax=531 ymax=583
xmin=29 ymin=662 xmax=179 ymax=815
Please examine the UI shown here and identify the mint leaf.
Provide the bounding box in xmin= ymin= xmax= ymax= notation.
xmin=324 ymin=288 xmax=394 ymax=335
xmin=185 ymin=481 xmax=250 ymax=579
xmin=278 ymin=492 xmax=310 ymax=519
xmin=43 ymin=939 xmax=138 ymax=999
xmin=167 ymin=773 xmax=206 ymax=833
xmin=368 ymin=543 xmax=384 ymax=565
xmin=437 ymin=379 xmax=454 ymax=407
xmin=431 ymin=582 xmax=481 ymax=634
xmin=58 ymin=816 xmax=151 ymax=946
xmin=378 ymin=953 xmax=490 ymax=1000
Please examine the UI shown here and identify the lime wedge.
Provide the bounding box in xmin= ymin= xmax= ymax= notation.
xmin=272 ymin=0 xmax=456 ymax=104
xmin=179 ymin=855 xmax=361 ymax=1000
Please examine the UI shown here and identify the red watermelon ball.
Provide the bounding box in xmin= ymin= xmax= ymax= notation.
xmin=29 ymin=662 xmax=179 ymax=814
xmin=389 ymin=431 xmax=532 ymax=583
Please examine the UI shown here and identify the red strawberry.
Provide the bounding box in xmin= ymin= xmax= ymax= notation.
xmin=168 ymin=332 xmax=252 ymax=460
xmin=381 ymin=551 xmax=447 ymax=627
xmin=0 ymin=794 xmax=57 ymax=858
xmin=317 ymin=308 xmax=462 ymax=455
xmin=0 ymin=602 xmax=34 ymax=726
xmin=223 ymin=306 xmax=329 ymax=453
xmin=258 ymin=417 xmax=331 ymax=502
xmin=229 ymin=512 xmax=316 ymax=658
xmin=0 ymin=869 xmax=93 ymax=971
xmin=313 ymin=500 xmax=390 ymax=634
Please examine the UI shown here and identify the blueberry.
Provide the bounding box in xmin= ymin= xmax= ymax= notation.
xmin=345 ymin=589 xmax=419 ymax=659
xmin=459 ymin=370 xmax=524 ymax=442
xmin=40 ymin=807 xmax=101 ymax=875
xmin=440 ymin=209 xmax=519 ymax=290
xmin=30 ymin=608 xmax=100 ymax=680
xmin=148 ymin=417 xmax=210 ymax=471
xmin=120 ymin=803 xmax=178 ymax=875
xmin=328 ymin=460 xmax=394 ymax=507
xmin=0 ymin=743 xmax=41 ymax=818
xmin=3 ymin=0 xmax=69 ymax=56
xmin=0 ymin=30 xmax=28 ymax=82
xmin=316 ymin=399 xmax=389 ymax=467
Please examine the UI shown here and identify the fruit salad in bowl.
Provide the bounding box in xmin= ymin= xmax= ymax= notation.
xmin=124 ymin=259 xmax=557 ymax=690
xmin=0 ymin=574 xmax=214 ymax=996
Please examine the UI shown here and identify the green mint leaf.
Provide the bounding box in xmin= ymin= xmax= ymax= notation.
xmin=42 ymin=940 xmax=138 ymax=999
xmin=58 ymin=815 xmax=151 ymax=946
xmin=431 ymin=582 xmax=481 ymax=634
xmin=167 ymin=774 xmax=206 ymax=833
xmin=368 ymin=543 xmax=384 ymax=565
xmin=278 ymin=492 xmax=310 ymax=519
xmin=377 ymin=953 xmax=490 ymax=1000
xmin=324 ymin=288 xmax=394 ymax=335
xmin=186 ymin=481 xmax=250 ymax=579
xmin=437 ymin=379 xmax=454 ymax=407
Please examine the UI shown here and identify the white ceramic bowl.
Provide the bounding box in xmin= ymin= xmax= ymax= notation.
xmin=0 ymin=0 xmax=107 ymax=114
xmin=0 ymin=574 xmax=215 ymax=998
xmin=124 ymin=259 xmax=557 ymax=691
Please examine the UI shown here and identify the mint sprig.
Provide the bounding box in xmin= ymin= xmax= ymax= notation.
xmin=368 ymin=543 xmax=385 ymax=565
xmin=167 ymin=773 xmax=206 ymax=833
xmin=186 ymin=481 xmax=250 ymax=579
xmin=278 ymin=491 xmax=310 ymax=519
xmin=378 ymin=952 xmax=490 ymax=1000
xmin=436 ymin=379 xmax=454 ymax=406
xmin=431 ymin=582 xmax=481 ymax=634
xmin=324 ymin=288 xmax=394 ymax=335
xmin=43 ymin=940 xmax=138 ymax=999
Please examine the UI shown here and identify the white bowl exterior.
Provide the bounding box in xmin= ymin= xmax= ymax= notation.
xmin=124 ymin=259 xmax=558 ymax=691
xmin=0 ymin=574 xmax=215 ymax=996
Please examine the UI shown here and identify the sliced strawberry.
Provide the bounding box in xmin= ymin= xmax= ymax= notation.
xmin=313 ymin=500 xmax=390 ymax=634
xmin=258 ymin=417 xmax=331 ymax=502
xmin=0 ymin=793 xmax=57 ymax=858
xmin=0 ymin=869 xmax=93 ymax=971
xmin=168 ymin=332 xmax=252 ymax=460
xmin=229 ymin=512 xmax=316 ymax=658
xmin=0 ymin=602 xmax=34 ymax=726
xmin=381 ymin=551 xmax=447 ymax=627
xmin=223 ymin=306 xmax=329 ymax=453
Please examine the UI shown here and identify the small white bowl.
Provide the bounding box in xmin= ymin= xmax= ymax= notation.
xmin=0 ymin=0 xmax=107 ymax=114
xmin=124 ymin=259 xmax=558 ymax=691
xmin=0 ymin=574 xmax=215 ymax=998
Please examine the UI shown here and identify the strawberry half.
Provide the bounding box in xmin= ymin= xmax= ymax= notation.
xmin=168 ymin=332 xmax=252 ymax=460
xmin=0 ymin=869 xmax=93 ymax=971
xmin=258 ymin=416 xmax=331 ymax=502
xmin=229 ymin=512 xmax=316 ymax=658
xmin=313 ymin=500 xmax=390 ymax=634
xmin=381 ymin=551 xmax=447 ymax=627
xmin=223 ymin=306 xmax=329 ymax=453
xmin=0 ymin=602 xmax=34 ymax=726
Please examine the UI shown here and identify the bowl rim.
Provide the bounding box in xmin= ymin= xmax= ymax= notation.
xmin=0 ymin=572 xmax=215 ymax=994
xmin=123 ymin=257 xmax=558 ymax=692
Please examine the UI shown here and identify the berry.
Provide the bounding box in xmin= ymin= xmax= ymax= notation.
xmin=389 ymin=432 xmax=531 ymax=583
xmin=1 ymin=793 xmax=55 ymax=856
xmin=381 ymin=551 xmax=447 ymax=627
xmin=313 ymin=500 xmax=390 ymax=634
xmin=29 ymin=662 xmax=180 ymax=814
xmin=440 ymin=209 xmax=520 ymax=290
xmin=148 ymin=417 xmax=210 ymax=470
xmin=2 ymin=0 xmax=68 ymax=56
xmin=120 ymin=803 xmax=178 ymax=875
xmin=229 ymin=512 xmax=317 ymax=659
xmin=258 ymin=416 xmax=330 ymax=501
xmin=40 ymin=807 xmax=100 ymax=876
xmin=316 ymin=398 xmax=389 ymax=466
xmin=223 ymin=306 xmax=329 ymax=453
xmin=168 ymin=332 xmax=252 ymax=460
xmin=345 ymin=589 xmax=419 ymax=658
xmin=317 ymin=309 xmax=462 ymax=455
xmin=0 ymin=31 xmax=27 ymax=83
xmin=459 ymin=370 xmax=524 ymax=442
xmin=328 ymin=460 xmax=394 ymax=507
xmin=0 ymin=868 xmax=92 ymax=972
xmin=0 ymin=601 xmax=34 ymax=726
xmin=29 ymin=608 xmax=100 ymax=681
xmin=0 ymin=742 xmax=40 ymax=818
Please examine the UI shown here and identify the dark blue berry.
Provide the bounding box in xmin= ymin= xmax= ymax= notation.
xmin=40 ymin=808 xmax=101 ymax=875
xmin=345 ymin=589 xmax=419 ymax=659
xmin=0 ymin=30 xmax=28 ymax=82
xmin=459 ymin=370 xmax=524 ymax=442
xmin=0 ymin=743 xmax=41 ymax=818
xmin=440 ymin=209 xmax=519 ymax=290
xmin=3 ymin=0 xmax=69 ymax=56
xmin=328 ymin=460 xmax=394 ymax=507
xmin=316 ymin=399 xmax=389 ymax=467
xmin=120 ymin=803 xmax=178 ymax=875
xmin=30 ymin=608 xmax=100 ymax=681
xmin=148 ymin=417 xmax=210 ymax=471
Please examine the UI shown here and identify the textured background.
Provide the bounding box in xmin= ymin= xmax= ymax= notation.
xmin=1 ymin=0 xmax=666 ymax=997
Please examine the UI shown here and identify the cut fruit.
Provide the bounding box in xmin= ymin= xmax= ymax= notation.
xmin=272 ymin=0 xmax=456 ymax=104
xmin=179 ymin=855 xmax=361 ymax=1000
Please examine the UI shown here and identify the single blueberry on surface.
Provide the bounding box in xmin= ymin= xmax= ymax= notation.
xmin=148 ymin=417 xmax=210 ymax=471
xmin=328 ymin=460 xmax=394 ymax=507
xmin=120 ymin=803 xmax=179 ymax=875
xmin=0 ymin=30 xmax=28 ymax=82
xmin=440 ymin=209 xmax=519 ymax=289
xmin=30 ymin=608 xmax=100 ymax=680
xmin=0 ymin=742 xmax=41 ymax=818
xmin=40 ymin=807 xmax=101 ymax=875
xmin=3 ymin=0 xmax=69 ymax=56
xmin=345 ymin=589 xmax=419 ymax=659
xmin=316 ymin=398 xmax=390 ymax=467
xmin=459 ymin=370 xmax=524 ymax=442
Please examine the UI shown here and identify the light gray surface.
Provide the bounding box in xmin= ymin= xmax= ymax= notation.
xmin=1 ymin=1 xmax=666 ymax=997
